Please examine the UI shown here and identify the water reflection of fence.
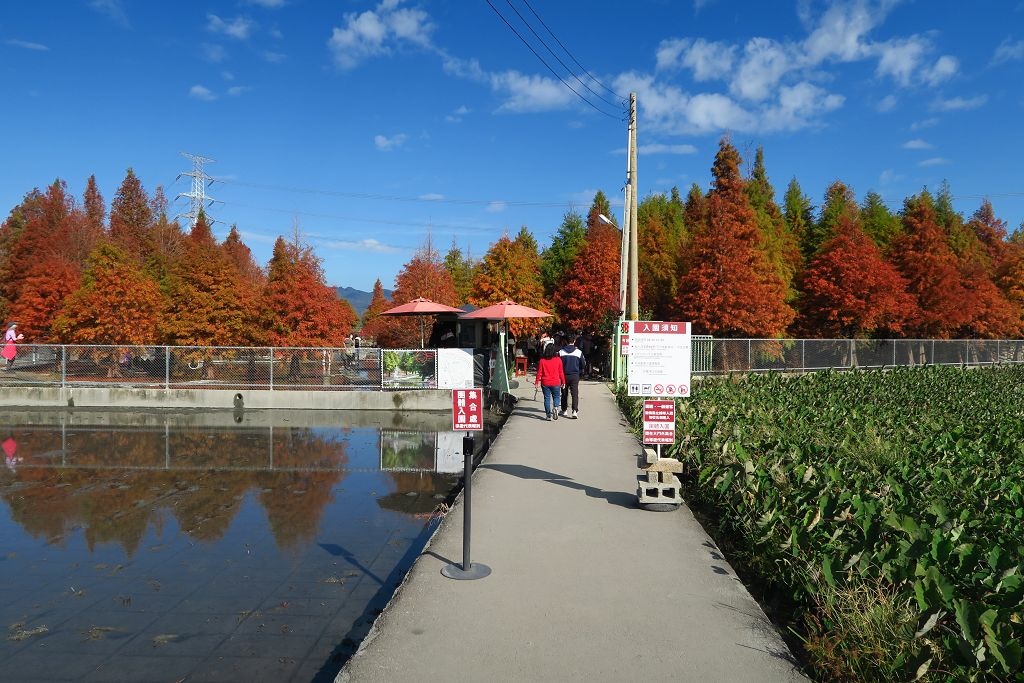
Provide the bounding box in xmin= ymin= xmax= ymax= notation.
xmin=2 ymin=345 xmax=439 ymax=390
xmin=693 ymin=338 xmax=1024 ymax=375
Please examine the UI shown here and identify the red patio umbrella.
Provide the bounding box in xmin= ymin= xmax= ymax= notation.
xmin=458 ymin=299 xmax=552 ymax=320
xmin=380 ymin=297 xmax=465 ymax=347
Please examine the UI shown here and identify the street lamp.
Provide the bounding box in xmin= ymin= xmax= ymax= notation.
xmin=598 ymin=212 xmax=628 ymax=385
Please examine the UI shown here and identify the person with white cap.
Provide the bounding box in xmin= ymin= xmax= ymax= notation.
xmin=2 ymin=322 xmax=24 ymax=370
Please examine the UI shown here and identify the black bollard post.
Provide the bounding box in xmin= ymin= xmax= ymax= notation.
xmin=441 ymin=433 xmax=491 ymax=580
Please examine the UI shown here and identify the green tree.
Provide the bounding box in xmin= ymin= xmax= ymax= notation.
xmin=783 ymin=177 xmax=814 ymax=256
xmin=745 ymin=147 xmax=801 ymax=299
xmin=859 ymin=191 xmax=901 ymax=252
xmin=806 ymin=181 xmax=857 ymax=257
xmin=540 ymin=210 xmax=587 ymax=295
xmin=443 ymin=239 xmax=476 ymax=305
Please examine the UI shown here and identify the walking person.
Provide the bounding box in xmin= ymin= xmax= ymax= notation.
xmin=559 ymin=334 xmax=586 ymax=419
xmin=535 ymin=343 xmax=565 ymax=421
xmin=3 ymin=322 xmax=24 ymax=371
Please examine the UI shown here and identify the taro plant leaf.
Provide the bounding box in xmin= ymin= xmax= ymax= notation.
xmin=915 ymin=610 xmax=942 ymax=637
xmin=955 ymin=599 xmax=979 ymax=645
xmin=822 ymin=555 xmax=836 ymax=587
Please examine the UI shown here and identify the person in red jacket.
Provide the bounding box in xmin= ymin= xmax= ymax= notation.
xmin=534 ymin=343 xmax=566 ymax=421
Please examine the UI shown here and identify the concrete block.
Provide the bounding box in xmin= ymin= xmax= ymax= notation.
xmin=642 ymin=446 xmax=658 ymax=465
xmin=636 ymin=458 xmax=683 ymax=473
xmin=635 ymin=475 xmax=682 ymax=504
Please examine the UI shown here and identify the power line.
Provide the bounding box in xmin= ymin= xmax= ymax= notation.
xmin=213 ymin=178 xmax=573 ymax=208
xmin=174 ymin=152 xmax=221 ymax=226
xmin=484 ymin=0 xmax=623 ymax=120
xmin=521 ymin=0 xmax=626 ymax=105
xmin=501 ymin=0 xmax=625 ymax=112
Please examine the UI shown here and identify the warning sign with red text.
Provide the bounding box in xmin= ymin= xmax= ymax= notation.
xmin=627 ymin=321 xmax=692 ymax=398
xmin=452 ymin=388 xmax=484 ymax=431
xmin=643 ymin=400 xmax=675 ymax=444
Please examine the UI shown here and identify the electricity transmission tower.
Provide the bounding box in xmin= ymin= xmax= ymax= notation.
xmin=175 ymin=152 xmax=221 ymax=226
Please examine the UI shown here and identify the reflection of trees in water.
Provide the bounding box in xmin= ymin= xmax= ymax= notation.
xmin=0 ymin=426 xmax=348 ymax=555
xmin=380 ymin=431 xmax=435 ymax=471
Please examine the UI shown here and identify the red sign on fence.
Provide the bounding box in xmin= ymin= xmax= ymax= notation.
xmin=642 ymin=399 xmax=675 ymax=444
xmin=452 ymin=388 xmax=484 ymax=431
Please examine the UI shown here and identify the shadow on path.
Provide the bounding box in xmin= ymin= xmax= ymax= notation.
xmin=481 ymin=463 xmax=636 ymax=509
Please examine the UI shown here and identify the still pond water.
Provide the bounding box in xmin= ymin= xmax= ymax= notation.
xmin=0 ymin=409 xmax=495 ymax=682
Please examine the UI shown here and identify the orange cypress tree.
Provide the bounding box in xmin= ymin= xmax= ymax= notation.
xmin=261 ymin=235 xmax=356 ymax=347
xmin=891 ymin=193 xmax=971 ymax=338
xmin=383 ymin=238 xmax=458 ymax=347
xmin=52 ymin=242 xmax=166 ymax=344
xmin=359 ymin=278 xmax=395 ymax=343
xmin=675 ymin=138 xmax=794 ymax=337
xmin=551 ymin=218 xmax=620 ymax=333
xmin=794 ymin=215 xmax=915 ymax=337
xmin=469 ymin=228 xmax=548 ymax=337
xmin=161 ymin=212 xmax=263 ymax=347
xmin=108 ymin=169 xmax=153 ymax=261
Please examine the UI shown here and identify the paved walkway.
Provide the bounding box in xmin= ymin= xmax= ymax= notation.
xmin=339 ymin=378 xmax=807 ymax=682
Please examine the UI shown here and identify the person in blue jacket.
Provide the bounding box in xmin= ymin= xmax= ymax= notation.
xmin=558 ymin=334 xmax=586 ymax=419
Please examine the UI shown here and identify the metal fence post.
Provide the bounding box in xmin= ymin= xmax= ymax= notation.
xmin=61 ymin=345 xmax=66 ymax=388
xmin=931 ymin=339 xmax=935 ymax=365
xmin=747 ymin=339 xmax=752 ymax=370
xmin=269 ymin=347 xmax=274 ymax=390
xmin=165 ymin=346 xmax=170 ymax=389
xmin=801 ymin=338 xmax=806 ymax=372
xmin=893 ymin=339 xmax=896 ymax=367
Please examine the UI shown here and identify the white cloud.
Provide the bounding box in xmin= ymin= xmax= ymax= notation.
xmin=221 ymin=70 xmax=234 ymax=81
xmin=877 ymin=94 xmax=897 ymax=111
xmin=902 ymin=138 xmax=933 ymax=149
xmin=802 ymin=0 xmax=879 ymax=64
xmin=486 ymin=201 xmax=506 ymax=213
xmin=328 ymin=0 xmax=435 ymax=70
xmin=418 ymin=193 xmax=445 ymax=200
xmin=932 ymin=95 xmax=987 ymax=111
xmin=911 ymin=117 xmax=939 ymax=130
xmin=246 ymin=0 xmax=287 ymax=7
xmin=89 ymin=0 xmax=129 ymax=28
xmin=922 ymin=55 xmax=958 ymax=86
xmin=731 ymin=38 xmax=792 ymax=102
xmin=874 ymin=36 xmax=929 ymax=86
xmin=207 ymin=14 xmax=256 ymax=40
xmin=637 ymin=143 xmax=699 ymax=155
xmin=879 ymin=169 xmax=902 ymax=184
xmin=262 ymin=50 xmax=286 ymax=63
xmin=918 ymin=157 xmax=951 ymax=167
xmin=189 ymin=85 xmax=216 ymax=101
xmin=227 ymin=86 xmax=251 ymax=96
xmin=491 ymin=70 xmax=575 ymax=113
xmin=321 ymin=238 xmax=403 ymax=253
xmin=5 ymin=39 xmax=49 ymax=51
xmin=445 ymin=105 xmax=469 ymax=122
xmin=202 ymin=43 xmax=227 ymax=63
xmin=656 ymin=38 xmax=735 ymax=81
xmin=374 ymin=133 xmax=408 ymax=150
xmin=760 ymin=81 xmax=844 ymax=131
xmin=992 ymin=38 xmax=1024 ymax=64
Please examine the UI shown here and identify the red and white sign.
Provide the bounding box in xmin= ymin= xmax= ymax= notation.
xmin=627 ymin=321 xmax=692 ymax=398
xmin=643 ymin=399 xmax=675 ymax=444
xmin=619 ymin=321 xmax=630 ymax=356
xmin=452 ymin=388 xmax=484 ymax=431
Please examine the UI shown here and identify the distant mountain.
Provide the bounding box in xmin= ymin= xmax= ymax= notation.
xmin=336 ymin=286 xmax=392 ymax=318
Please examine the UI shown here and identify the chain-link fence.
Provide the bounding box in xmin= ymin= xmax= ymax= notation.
xmin=691 ymin=338 xmax=1024 ymax=375
xmin=0 ymin=345 xmax=439 ymax=390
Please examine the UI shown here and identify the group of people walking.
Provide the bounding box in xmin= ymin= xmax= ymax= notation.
xmin=534 ymin=331 xmax=588 ymax=421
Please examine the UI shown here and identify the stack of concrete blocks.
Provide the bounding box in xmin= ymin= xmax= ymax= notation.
xmin=636 ymin=446 xmax=682 ymax=507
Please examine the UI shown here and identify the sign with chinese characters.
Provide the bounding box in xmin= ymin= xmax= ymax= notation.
xmin=452 ymin=388 xmax=484 ymax=431
xmin=627 ymin=321 xmax=691 ymax=398
xmin=619 ymin=320 xmax=630 ymax=356
xmin=642 ymin=400 xmax=675 ymax=444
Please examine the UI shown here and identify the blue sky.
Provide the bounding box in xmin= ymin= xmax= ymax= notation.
xmin=3 ymin=0 xmax=1023 ymax=292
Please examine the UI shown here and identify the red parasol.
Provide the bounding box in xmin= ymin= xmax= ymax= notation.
xmin=459 ymin=299 xmax=552 ymax=320
xmin=380 ymin=298 xmax=465 ymax=347
xmin=380 ymin=297 xmax=465 ymax=316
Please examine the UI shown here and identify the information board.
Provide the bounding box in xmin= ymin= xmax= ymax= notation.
xmin=642 ymin=400 xmax=676 ymax=444
xmin=452 ymin=388 xmax=484 ymax=431
xmin=619 ymin=320 xmax=630 ymax=356
xmin=627 ymin=321 xmax=691 ymax=397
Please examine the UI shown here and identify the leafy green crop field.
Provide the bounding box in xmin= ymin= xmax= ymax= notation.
xmin=619 ymin=366 xmax=1023 ymax=682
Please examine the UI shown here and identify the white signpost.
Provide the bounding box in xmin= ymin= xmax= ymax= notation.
xmin=626 ymin=321 xmax=691 ymax=398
